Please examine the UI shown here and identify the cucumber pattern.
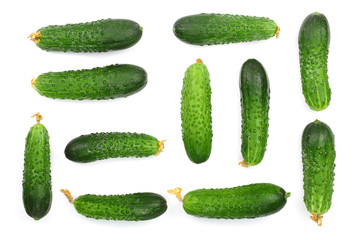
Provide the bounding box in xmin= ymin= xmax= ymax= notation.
xmin=32 ymin=64 xmax=147 ymax=100
xmin=302 ymin=120 xmax=335 ymax=226
xmin=298 ymin=12 xmax=331 ymax=111
xmin=61 ymin=190 xmax=167 ymax=221
xmin=239 ymin=59 xmax=270 ymax=167
xmin=23 ymin=113 xmax=52 ymax=220
xmin=65 ymin=132 xmax=165 ymax=163
xmin=173 ymin=13 xmax=279 ymax=46
xmin=181 ymin=59 xmax=212 ymax=164
xmin=29 ymin=19 xmax=142 ymax=52
xmin=168 ymin=183 xmax=290 ymax=219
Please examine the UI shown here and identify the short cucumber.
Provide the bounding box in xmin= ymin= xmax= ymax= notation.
xmin=168 ymin=183 xmax=290 ymax=219
xmin=239 ymin=59 xmax=270 ymax=167
xmin=181 ymin=59 xmax=212 ymax=164
xmin=32 ymin=64 xmax=147 ymax=100
xmin=173 ymin=13 xmax=279 ymax=46
xmin=298 ymin=12 xmax=331 ymax=111
xmin=65 ymin=132 xmax=165 ymax=163
xmin=23 ymin=113 xmax=52 ymax=220
xmin=29 ymin=19 xmax=142 ymax=52
xmin=302 ymin=120 xmax=335 ymax=226
xmin=61 ymin=190 xmax=167 ymax=221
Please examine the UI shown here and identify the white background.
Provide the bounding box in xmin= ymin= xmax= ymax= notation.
xmin=1 ymin=0 xmax=358 ymax=239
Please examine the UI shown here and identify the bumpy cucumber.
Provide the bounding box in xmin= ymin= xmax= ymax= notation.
xmin=23 ymin=113 xmax=52 ymax=220
xmin=168 ymin=183 xmax=289 ymax=219
xmin=61 ymin=190 xmax=167 ymax=221
xmin=302 ymin=120 xmax=335 ymax=226
xmin=239 ymin=59 xmax=270 ymax=167
xmin=65 ymin=132 xmax=165 ymax=163
xmin=173 ymin=13 xmax=279 ymax=46
xmin=181 ymin=59 xmax=212 ymax=164
xmin=32 ymin=64 xmax=147 ymax=100
xmin=29 ymin=19 xmax=142 ymax=52
xmin=298 ymin=12 xmax=331 ymax=111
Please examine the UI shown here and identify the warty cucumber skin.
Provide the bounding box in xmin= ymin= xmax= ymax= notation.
xmin=65 ymin=132 xmax=161 ymax=163
xmin=302 ymin=120 xmax=335 ymax=216
xmin=183 ymin=183 xmax=289 ymax=219
xmin=298 ymin=13 xmax=331 ymax=111
xmin=23 ymin=122 xmax=52 ymax=220
xmin=181 ymin=60 xmax=212 ymax=164
xmin=34 ymin=19 xmax=142 ymax=52
xmin=174 ymin=13 xmax=278 ymax=46
xmin=33 ymin=64 xmax=147 ymax=100
xmin=240 ymin=59 xmax=270 ymax=166
xmin=73 ymin=192 xmax=167 ymax=221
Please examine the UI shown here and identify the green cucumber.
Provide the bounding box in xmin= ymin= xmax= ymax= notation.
xmin=29 ymin=19 xmax=142 ymax=52
xmin=173 ymin=13 xmax=279 ymax=46
xmin=65 ymin=132 xmax=165 ymax=163
xmin=32 ymin=64 xmax=147 ymax=100
xmin=61 ymin=190 xmax=167 ymax=221
xmin=239 ymin=59 xmax=270 ymax=167
xmin=302 ymin=120 xmax=335 ymax=226
xmin=181 ymin=59 xmax=212 ymax=164
xmin=168 ymin=183 xmax=289 ymax=219
xmin=23 ymin=113 xmax=52 ymax=220
xmin=298 ymin=12 xmax=331 ymax=111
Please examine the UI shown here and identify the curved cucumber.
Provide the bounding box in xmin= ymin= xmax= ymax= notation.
xmin=174 ymin=13 xmax=279 ymax=46
xmin=23 ymin=113 xmax=52 ymax=220
xmin=61 ymin=190 xmax=167 ymax=221
xmin=181 ymin=59 xmax=212 ymax=164
xmin=302 ymin=120 xmax=335 ymax=226
xmin=29 ymin=19 xmax=142 ymax=52
xmin=169 ymin=183 xmax=289 ymax=219
xmin=298 ymin=12 xmax=331 ymax=111
xmin=65 ymin=132 xmax=165 ymax=163
xmin=32 ymin=64 xmax=147 ymax=100
xmin=240 ymin=59 xmax=270 ymax=166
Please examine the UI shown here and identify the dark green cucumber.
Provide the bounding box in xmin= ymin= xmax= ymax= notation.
xmin=169 ymin=183 xmax=289 ymax=219
xmin=239 ymin=59 xmax=270 ymax=166
xmin=61 ymin=190 xmax=167 ymax=221
xmin=29 ymin=19 xmax=142 ymax=52
xmin=23 ymin=113 xmax=52 ymax=220
xmin=298 ymin=12 xmax=331 ymax=111
xmin=65 ymin=132 xmax=165 ymax=163
xmin=173 ymin=13 xmax=279 ymax=46
xmin=181 ymin=59 xmax=212 ymax=164
xmin=32 ymin=64 xmax=147 ymax=100
xmin=302 ymin=120 xmax=335 ymax=226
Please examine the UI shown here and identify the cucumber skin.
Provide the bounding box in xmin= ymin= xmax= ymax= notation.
xmin=240 ymin=59 xmax=270 ymax=166
xmin=73 ymin=192 xmax=167 ymax=221
xmin=181 ymin=61 xmax=212 ymax=164
xmin=34 ymin=64 xmax=147 ymax=100
xmin=298 ymin=13 xmax=331 ymax=111
xmin=183 ymin=183 xmax=288 ymax=219
xmin=35 ymin=19 xmax=142 ymax=52
xmin=174 ymin=13 xmax=278 ymax=46
xmin=302 ymin=120 xmax=335 ymax=215
xmin=23 ymin=123 xmax=52 ymax=220
xmin=65 ymin=132 xmax=160 ymax=163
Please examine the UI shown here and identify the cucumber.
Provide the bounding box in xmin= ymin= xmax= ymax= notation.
xmin=22 ymin=113 xmax=52 ymax=220
xmin=65 ymin=132 xmax=165 ymax=163
xmin=29 ymin=19 xmax=142 ymax=52
xmin=61 ymin=189 xmax=167 ymax=221
xmin=239 ymin=59 xmax=270 ymax=167
xmin=302 ymin=120 xmax=335 ymax=226
xmin=32 ymin=64 xmax=147 ymax=100
xmin=168 ymin=183 xmax=290 ymax=219
xmin=298 ymin=12 xmax=331 ymax=111
xmin=181 ymin=59 xmax=212 ymax=164
xmin=173 ymin=13 xmax=279 ymax=46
